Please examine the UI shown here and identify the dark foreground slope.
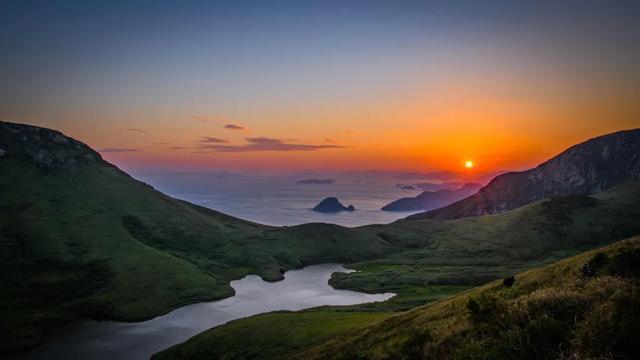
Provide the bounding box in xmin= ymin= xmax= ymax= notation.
xmin=412 ymin=128 xmax=640 ymax=220
xmin=294 ymin=236 xmax=640 ymax=360
xmin=0 ymin=122 xmax=393 ymax=352
xmin=154 ymin=235 xmax=640 ymax=360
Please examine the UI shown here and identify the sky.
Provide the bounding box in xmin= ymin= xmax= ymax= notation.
xmin=1 ymin=0 xmax=639 ymax=173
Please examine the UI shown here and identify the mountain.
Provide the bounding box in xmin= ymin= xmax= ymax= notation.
xmin=154 ymin=236 xmax=640 ymax=360
xmin=0 ymin=121 xmax=391 ymax=352
xmin=382 ymin=183 xmax=482 ymax=211
xmin=410 ymin=129 xmax=640 ymax=220
xmin=312 ymin=197 xmax=355 ymax=212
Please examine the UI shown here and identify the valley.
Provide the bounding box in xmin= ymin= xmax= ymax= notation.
xmin=2 ymin=122 xmax=640 ymax=359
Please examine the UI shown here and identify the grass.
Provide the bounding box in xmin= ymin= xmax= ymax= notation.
xmin=3 ymin=153 xmax=640 ymax=353
xmin=3 ymin=121 xmax=640 ymax=355
xmin=153 ymin=236 xmax=640 ymax=360
xmin=0 ymin=158 xmax=391 ymax=352
xmin=329 ymin=181 xmax=640 ymax=296
xmin=293 ymin=237 xmax=640 ymax=359
xmin=290 ymin=235 xmax=640 ymax=360
xmin=151 ymin=311 xmax=392 ymax=360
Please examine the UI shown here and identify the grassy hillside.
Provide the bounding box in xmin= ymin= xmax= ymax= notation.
xmin=152 ymin=310 xmax=393 ymax=360
xmin=155 ymin=235 xmax=640 ymax=360
xmin=3 ymin=122 xmax=640 ymax=355
xmin=0 ymin=154 xmax=392 ymax=352
xmin=331 ymin=181 xmax=640 ymax=305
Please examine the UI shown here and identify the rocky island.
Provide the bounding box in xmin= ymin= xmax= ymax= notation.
xmin=295 ymin=178 xmax=336 ymax=185
xmin=382 ymin=183 xmax=482 ymax=212
xmin=312 ymin=197 xmax=355 ymax=212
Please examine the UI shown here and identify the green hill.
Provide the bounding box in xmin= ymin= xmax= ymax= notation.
xmin=329 ymin=180 xmax=640 ymax=305
xmin=0 ymin=122 xmax=392 ymax=352
xmin=154 ymin=235 xmax=640 ymax=360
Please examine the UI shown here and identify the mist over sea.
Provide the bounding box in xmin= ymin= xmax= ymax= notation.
xmin=131 ymin=171 xmax=426 ymax=227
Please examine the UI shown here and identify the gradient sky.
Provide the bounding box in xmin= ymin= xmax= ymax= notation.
xmin=1 ymin=0 xmax=639 ymax=173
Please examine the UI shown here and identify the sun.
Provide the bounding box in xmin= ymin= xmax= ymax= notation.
xmin=465 ymin=160 xmax=474 ymax=169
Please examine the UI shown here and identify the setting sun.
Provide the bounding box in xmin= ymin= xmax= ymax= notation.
xmin=465 ymin=160 xmax=474 ymax=169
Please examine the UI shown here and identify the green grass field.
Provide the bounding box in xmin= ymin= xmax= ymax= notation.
xmin=155 ymin=235 xmax=640 ymax=360
xmin=152 ymin=310 xmax=392 ymax=360
xmin=0 ymin=158 xmax=392 ymax=352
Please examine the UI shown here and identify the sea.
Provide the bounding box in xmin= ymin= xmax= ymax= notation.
xmin=131 ymin=170 xmax=426 ymax=227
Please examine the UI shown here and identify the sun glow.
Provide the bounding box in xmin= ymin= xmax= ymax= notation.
xmin=465 ymin=160 xmax=474 ymax=169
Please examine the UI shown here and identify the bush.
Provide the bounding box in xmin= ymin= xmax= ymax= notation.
xmin=503 ymin=276 xmax=515 ymax=288
xmin=580 ymin=252 xmax=609 ymax=278
xmin=581 ymin=246 xmax=640 ymax=279
xmin=397 ymin=329 xmax=432 ymax=360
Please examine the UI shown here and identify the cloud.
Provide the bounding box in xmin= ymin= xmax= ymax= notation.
xmin=198 ymin=137 xmax=346 ymax=152
xmin=199 ymin=136 xmax=228 ymax=143
xmin=128 ymin=128 xmax=146 ymax=133
xmin=99 ymin=147 xmax=139 ymax=153
xmin=152 ymin=142 xmax=170 ymax=145
xmin=224 ymin=123 xmax=246 ymax=130
xmin=169 ymin=146 xmax=188 ymax=150
xmin=191 ymin=115 xmax=214 ymax=122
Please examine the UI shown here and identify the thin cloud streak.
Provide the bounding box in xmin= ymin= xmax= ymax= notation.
xmin=199 ymin=137 xmax=228 ymax=143
xmin=99 ymin=147 xmax=139 ymax=153
xmin=191 ymin=115 xmax=213 ymax=122
xmin=128 ymin=128 xmax=146 ymax=133
xmin=224 ymin=124 xmax=246 ymax=130
xmin=199 ymin=137 xmax=346 ymax=152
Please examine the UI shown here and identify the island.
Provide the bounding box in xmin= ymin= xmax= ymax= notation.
xmin=295 ymin=178 xmax=336 ymax=185
xmin=382 ymin=183 xmax=482 ymax=211
xmin=312 ymin=197 xmax=355 ymax=212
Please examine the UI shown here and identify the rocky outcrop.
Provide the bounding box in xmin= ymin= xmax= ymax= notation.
xmin=383 ymin=183 xmax=482 ymax=211
xmin=0 ymin=121 xmax=102 ymax=170
xmin=410 ymin=128 xmax=640 ymax=220
xmin=312 ymin=197 xmax=355 ymax=212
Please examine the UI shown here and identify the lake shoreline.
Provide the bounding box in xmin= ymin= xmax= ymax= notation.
xmin=22 ymin=264 xmax=395 ymax=360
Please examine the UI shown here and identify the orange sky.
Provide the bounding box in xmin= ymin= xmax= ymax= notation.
xmin=69 ymin=69 xmax=640 ymax=173
xmin=2 ymin=1 xmax=639 ymax=174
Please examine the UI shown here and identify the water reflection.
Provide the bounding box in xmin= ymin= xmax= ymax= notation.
xmin=24 ymin=264 xmax=394 ymax=360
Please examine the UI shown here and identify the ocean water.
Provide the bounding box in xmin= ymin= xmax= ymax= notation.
xmin=132 ymin=171 xmax=423 ymax=227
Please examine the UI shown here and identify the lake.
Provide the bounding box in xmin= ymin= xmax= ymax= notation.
xmin=24 ymin=264 xmax=394 ymax=360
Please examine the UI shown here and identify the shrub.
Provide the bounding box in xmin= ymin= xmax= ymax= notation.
xmin=503 ymin=276 xmax=515 ymax=288
xmin=607 ymin=246 xmax=640 ymax=279
xmin=580 ymin=252 xmax=609 ymax=278
xmin=572 ymin=286 xmax=640 ymax=359
xmin=397 ymin=329 xmax=432 ymax=359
